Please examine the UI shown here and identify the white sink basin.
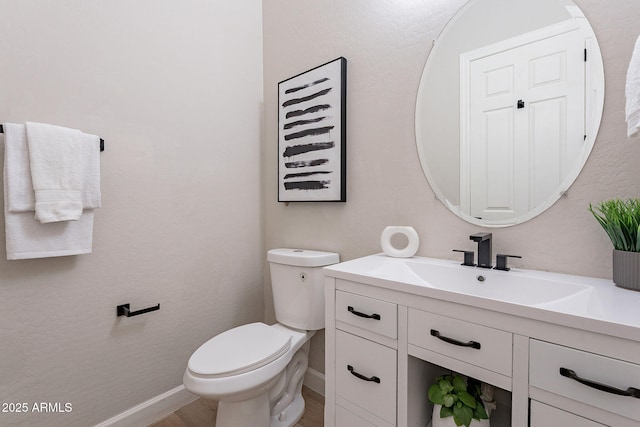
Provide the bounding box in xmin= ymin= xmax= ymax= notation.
xmin=403 ymin=260 xmax=593 ymax=306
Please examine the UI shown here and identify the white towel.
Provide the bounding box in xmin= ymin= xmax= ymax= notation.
xmin=626 ymin=35 xmax=640 ymax=138
xmin=26 ymin=122 xmax=87 ymax=223
xmin=3 ymin=146 xmax=94 ymax=260
xmin=4 ymin=123 xmax=101 ymax=213
xmin=3 ymin=123 xmax=35 ymax=212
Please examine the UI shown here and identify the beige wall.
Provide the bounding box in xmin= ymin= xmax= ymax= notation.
xmin=263 ymin=0 xmax=640 ymax=374
xmin=0 ymin=1 xmax=263 ymax=426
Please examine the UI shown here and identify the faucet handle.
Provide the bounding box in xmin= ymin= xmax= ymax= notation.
xmin=494 ymin=254 xmax=522 ymax=271
xmin=453 ymin=249 xmax=476 ymax=267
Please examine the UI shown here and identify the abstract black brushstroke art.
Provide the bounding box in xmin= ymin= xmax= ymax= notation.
xmin=278 ymin=57 xmax=346 ymax=202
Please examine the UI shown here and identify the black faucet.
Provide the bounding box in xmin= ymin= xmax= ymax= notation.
xmin=470 ymin=232 xmax=492 ymax=269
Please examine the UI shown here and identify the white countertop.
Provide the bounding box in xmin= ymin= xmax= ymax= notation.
xmin=324 ymin=254 xmax=640 ymax=343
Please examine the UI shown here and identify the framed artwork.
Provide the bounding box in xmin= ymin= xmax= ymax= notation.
xmin=278 ymin=57 xmax=347 ymax=202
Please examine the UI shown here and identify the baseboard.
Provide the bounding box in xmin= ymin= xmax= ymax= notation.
xmin=303 ymin=367 xmax=325 ymax=396
xmin=94 ymin=385 xmax=197 ymax=427
xmin=95 ymin=370 xmax=323 ymax=427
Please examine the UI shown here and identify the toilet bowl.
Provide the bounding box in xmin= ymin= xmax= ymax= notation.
xmin=183 ymin=248 xmax=339 ymax=427
xmin=183 ymin=322 xmax=313 ymax=427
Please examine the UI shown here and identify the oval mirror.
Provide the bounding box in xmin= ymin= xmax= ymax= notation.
xmin=415 ymin=0 xmax=604 ymax=227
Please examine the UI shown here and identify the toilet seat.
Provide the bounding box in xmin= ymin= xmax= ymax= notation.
xmin=188 ymin=322 xmax=292 ymax=378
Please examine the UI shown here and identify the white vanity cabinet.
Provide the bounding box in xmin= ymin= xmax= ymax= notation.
xmin=324 ymin=255 xmax=640 ymax=427
xmin=325 ymin=278 xmax=516 ymax=427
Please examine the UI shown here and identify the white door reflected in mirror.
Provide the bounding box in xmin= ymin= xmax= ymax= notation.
xmin=415 ymin=0 xmax=604 ymax=227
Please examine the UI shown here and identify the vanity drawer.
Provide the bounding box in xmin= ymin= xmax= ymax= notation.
xmin=530 ymin=400 xmax=606 ymax=427
xmin=335 ymin=330 xmax=397 ymax=425
xmin=335 ymin=404 xmax=396 ymax=427
xmin=336 ymin=405 xmax=376 ymax=427
xmin=530 ymin=339 xmax=640 ymax=422
xmin=407 ymin=309 xmax=512 ymax=376
xmin=336 ymin=290 xmax=397 ymax=339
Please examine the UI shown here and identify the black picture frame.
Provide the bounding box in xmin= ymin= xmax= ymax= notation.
xmin=277 ymin=57 xmax=347 ymax=202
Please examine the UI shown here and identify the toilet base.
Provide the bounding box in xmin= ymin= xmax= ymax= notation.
xmin=214 ymin=370 xmax=308 ymax=427
xmin=271 ymin=390 xmax=305 ymax=427
xmin=269 ymin=340 xmax=309 ymax=427
xmin=217 ymin=393 xmax=271 ymax=427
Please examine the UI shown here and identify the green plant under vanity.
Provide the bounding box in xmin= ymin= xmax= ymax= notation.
xmin=428 ymin=374 xmax=489 ymax=427
xmin=589 ymin=198 xmax=640 ymax=252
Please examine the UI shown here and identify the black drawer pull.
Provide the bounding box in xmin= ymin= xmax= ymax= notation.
xmin=559 ymin=367 xmax=640 ymax=398
xmin=347 ymin=365 xmax=381 ymax=383
xmin=430 ymin=329 xmax=481 ymax=349
xmin=347 ymin=306 xmax=381 ymax=320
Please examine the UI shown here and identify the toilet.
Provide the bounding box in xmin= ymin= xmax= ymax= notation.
xmin=183 ymin=248 xmax=339 ymax=427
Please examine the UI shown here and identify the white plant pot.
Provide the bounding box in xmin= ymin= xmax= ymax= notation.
xmin=432 ymin=404 xmax=490 ymax=427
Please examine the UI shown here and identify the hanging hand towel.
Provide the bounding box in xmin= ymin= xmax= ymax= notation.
xmin=626 ymin=35 xmax=640 ymax=138
xmin=3 ymin=123 xmax=34 ymax=212
xmin=4 ymin=206 xmax=95 ymax=260
xmin=4 ymin=123 xmax=101 ymax=213
xmin=3 ymin=138 xmax=94 ymax=260
xmin=25 ymin=122 xmax=85 ymax=223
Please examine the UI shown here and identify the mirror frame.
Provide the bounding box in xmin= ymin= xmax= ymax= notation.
xmin=415 ymin=0 xmax=604 ymax=227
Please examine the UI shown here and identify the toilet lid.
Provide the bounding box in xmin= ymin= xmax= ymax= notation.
xmin=188 ymin=322 xmax=292 ymax=377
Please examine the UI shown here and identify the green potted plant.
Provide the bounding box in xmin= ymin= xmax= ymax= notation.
xmin=589 ymin=198 xmax=640 ymax=291
xmin=428 ymin=373 xmax=490 ymax=427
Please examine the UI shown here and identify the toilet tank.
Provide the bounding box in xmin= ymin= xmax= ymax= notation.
xmin=267 ymin=248 xmax=340 ymax=330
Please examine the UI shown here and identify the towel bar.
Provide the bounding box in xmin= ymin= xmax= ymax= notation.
xmin=117 ymin=303 xmax=160 ymax=317
xmin=0 ymin=124 xmax=105 ymax=152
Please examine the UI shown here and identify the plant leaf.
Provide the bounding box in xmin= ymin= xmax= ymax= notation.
xmin=443 ymin=394 xmax=455 ymax=408
xmin=452 ymin=375 xmax=467 ymax=392
xmin=589 ymin=199 xmax=640 ymax=252
xmin=428 ymin=384 xmax=445 ymax=405
xmin=439 ymin=379 xmax=454 ymax=394
xmin=453 ymin=404 xmax=474 ymax=427
xmin=474 ymin=402 xmax=489 ymax=420
xmin=457 ymin=391 xmax=477 ymax=409
xmin=440 ymin=405 xmax=453 ymax=418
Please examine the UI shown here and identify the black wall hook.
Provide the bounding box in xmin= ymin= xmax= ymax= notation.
xmin=117 ymin=303 xmax=160 ymax=317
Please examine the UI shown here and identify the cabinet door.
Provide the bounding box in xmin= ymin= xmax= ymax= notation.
xmin=335 ymin=330 xmax=397 ymax=425
xmin=530 ymin=401 xmax=607 ymax=427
